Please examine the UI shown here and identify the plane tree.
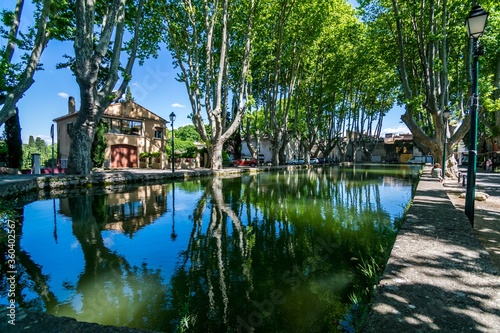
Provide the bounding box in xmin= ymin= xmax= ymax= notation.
xmin=357 ymin=0 xmax=498 ymax=176
xmin=63 ymin=0 xmax=166 ymax=174
xmin=0 ymin=0 xmax=71 ymax=125
xmin=293 ymin=11 xmax=396 ymax=164
xmin=292 ymin=5 xmax=356 ymax=165
xmin=343 ymin=28 xmax=397 ymax=162
xmin=250 ymin=0 xmax=298 ymax=166
xmin=477 ymin=0 xmax=500 ymax=158
xmin=162 ymin=0 xmax=256 ymax=170
xmin=0 ymin=0 xmax=49 ymax=125
xmin=296 ymin=16 xmax=361 ymax=163
xmin=246 ymin=0 xmax=361 ymax=166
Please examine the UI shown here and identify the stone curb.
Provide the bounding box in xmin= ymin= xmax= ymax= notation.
xmin=0 ymin=165 xmax=290 ymax=199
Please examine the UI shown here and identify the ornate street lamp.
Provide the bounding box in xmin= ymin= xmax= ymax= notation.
xmin=466 ymin=5 xmax=489 ymax=39
xmin=465 ymin=4 xmax=488 ymax=227
xmin=169 ymin=112 xmax=176 ymax=173
xmin=442 ymin=108 xmax=451 ymax=178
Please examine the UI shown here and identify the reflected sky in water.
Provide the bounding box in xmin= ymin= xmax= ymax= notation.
xmin=1 ymin=165 xmax=420 ymax=332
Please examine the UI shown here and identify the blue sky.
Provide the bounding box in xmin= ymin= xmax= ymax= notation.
xmin=2 ymin=0 xmax=409 ymax=144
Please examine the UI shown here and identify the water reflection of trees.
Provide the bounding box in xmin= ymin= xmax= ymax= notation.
xmin=167 ymin=168 xmax=414 ymax=332
xmin=1 ymin=185 xmax=175 ymax=331
xmin=1 ymin=167 xmax=416 ymax=332
xmin=53 ymin=194 xmax=170 ymax=330
xmin=0 ymin=205 xmax=59 ymax=313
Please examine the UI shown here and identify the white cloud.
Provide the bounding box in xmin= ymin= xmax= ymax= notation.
xmin=103 ymin=234 xmax=117 ymax=247
xmin=58 ymin=92 xmax=69 ymax=99
xmin=171 ymin=103 xmax=186 ymax=108
xmin=381 ymin=125 xmax=410 ymax=136
xmin=70 ymin=240 xmax=80 ymax=251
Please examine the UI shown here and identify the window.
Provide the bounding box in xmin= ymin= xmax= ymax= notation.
xmin=122 ymin=120 xmax=142 ymax=135
xmin=122 ymin=119 xmax=132 ymax=135
xmin=67 ymin=122 xmax=73 ymax=134
xmin=101 ymin=117 xmax=110 ymax=126
xmin=110 ymin=119 xmax=122 ymax=134
xmin=131 ymin=121 xmax=142 ymax=135
xmin=154 ymin=127 xmax=163 ymax=139
xmin=103 ymin=117 xmax=142 ymax=135
xmin=106 ymin=200 xmax=145 ymax=221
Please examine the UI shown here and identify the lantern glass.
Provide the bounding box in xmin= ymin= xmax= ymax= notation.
xmin=466 ymin=6 xmax=489 ymax=39
xmin=169 ymin=112 xmax=176 ymax=122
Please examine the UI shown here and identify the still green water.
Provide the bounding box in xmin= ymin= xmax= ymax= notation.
xmin=1 ymin=165 xmax=420 ymax=332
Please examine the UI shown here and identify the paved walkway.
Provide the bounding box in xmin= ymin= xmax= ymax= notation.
xmin=363 ymin=166 xmax=500 ymax=332
xmin=446 ymin=168 xmax=500 ymax=269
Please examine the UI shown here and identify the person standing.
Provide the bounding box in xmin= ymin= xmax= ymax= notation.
xmin=486 ymin=158 xmax=493 ymax=172
xmin=431 ymin=163 xmax=444 ymax=183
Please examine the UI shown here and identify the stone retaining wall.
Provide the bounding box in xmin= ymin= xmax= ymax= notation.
xmin=0 ymin=164 xmax=311 ymax=199
xmin=1 ymin=179 xmax=37 ymax=198
xmin=0 ymin=172 xmax=194 ymax=199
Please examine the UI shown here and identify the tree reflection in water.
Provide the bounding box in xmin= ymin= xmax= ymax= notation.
xmin=44 ymin=192 xmax=169 ymax=331
xmin=0 ymin=165 xmax=418 ymax=332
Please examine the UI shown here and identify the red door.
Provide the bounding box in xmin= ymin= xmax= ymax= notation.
xmin=111 ymin=145 xmax=137 ymax=168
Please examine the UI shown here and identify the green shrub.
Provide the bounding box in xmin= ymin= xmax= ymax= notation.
xmin=91 ymin=120 xmax=107 ymax=167
xmin=222 ymin=151 xmax=231 ymax=165
xmin=140 ymin=152 xmax=151 ymax=159
xmin=166 ymin=140 xmax=200 ymax=158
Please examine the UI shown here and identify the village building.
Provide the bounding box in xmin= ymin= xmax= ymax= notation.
xmin=53 ymin=97 xmax=167 ymax=169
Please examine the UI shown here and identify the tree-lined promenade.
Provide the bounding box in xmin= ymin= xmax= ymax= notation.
xmin=1 ymin=0 xmax=499 ymax=175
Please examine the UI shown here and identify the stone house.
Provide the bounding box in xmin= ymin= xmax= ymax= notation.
xmin=53 ymin=97 xmax=167 ymax=169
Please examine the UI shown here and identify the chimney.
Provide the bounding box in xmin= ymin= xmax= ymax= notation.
xmin=68 ymin=96 xmax=76 ymax=114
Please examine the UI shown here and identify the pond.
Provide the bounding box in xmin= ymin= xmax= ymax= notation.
xmin=1 ymin=165 xmax=420 ymax=332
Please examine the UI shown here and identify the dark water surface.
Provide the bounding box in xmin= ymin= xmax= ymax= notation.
xmin=1 ymin=165 xmax=420 ymax=332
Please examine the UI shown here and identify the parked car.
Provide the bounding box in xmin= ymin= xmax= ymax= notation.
xmin=407 ymin=156 xmax=433 ymax=164
xmin=230 ymin=156 xmax=258 ymax=167
xmin=287 ymin=159 xmax=306 ymax=165
xmin=318 ymin=157 xmax=336 ymax=164
xmin=310 ymin=158 xmax=319 ymax=165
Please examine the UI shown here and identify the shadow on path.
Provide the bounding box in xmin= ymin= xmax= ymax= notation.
xmin=363 ymin=168 xmax=500 ymax=332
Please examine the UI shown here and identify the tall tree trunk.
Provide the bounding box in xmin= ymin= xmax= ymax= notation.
xmin=165 ymin=0 xmax=255 ymax=170
xmin=5 ymin=107 xmax=22 ymax=169
xmin=390 ymin=0 xmax=470 ymax=178
xmin=66 ymin=0 xmax=144 ymax=174
xmin=67 ymin=117 xmax=96 ymax=174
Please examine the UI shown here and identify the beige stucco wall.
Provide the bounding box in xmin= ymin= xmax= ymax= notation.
xmin=55 ymin=114 xmax=78 ymax=167
xmin=54 ymin=101 xmax=167 ymax=169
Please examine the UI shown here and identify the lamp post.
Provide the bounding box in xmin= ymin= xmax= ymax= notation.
xmin=255 ymin=129 xmax=260 ymax=166
xmin=442 ymin=108 xmax=451 ymax=178
xmin=298 ymin=133 xmax=302 ymax=161
xmin=50 ymin=124 xmax=54 ymax=175
xmin=169 ymin=112 xmax=176 ymax=173
xmin=465 ymin=4 xmax=488 ymax=227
